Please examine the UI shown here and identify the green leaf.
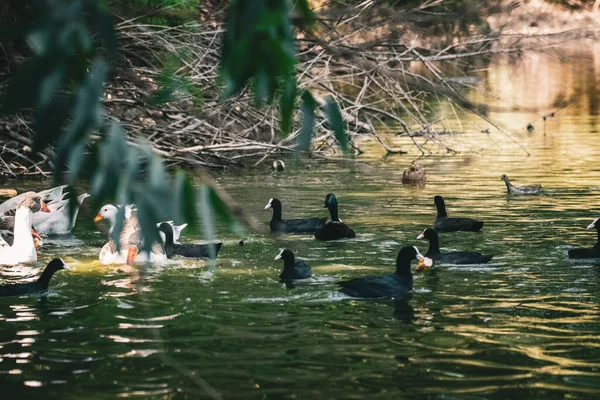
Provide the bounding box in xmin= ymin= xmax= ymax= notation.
xmin=60 ymin=59 xmax=108 ymax=154
xmin=66 ymin=139 xmax=88 ymax=184
xmin=1 ymin=54 xmax=60 ymax=115
xmin=198 ymin=185 xmax=217 ymax=260
xmin=32 ymin=94 xmax=74 ymax=152
xmin=89 ymin=3 xmax=119 ymax=62
xmin=298 ymin=91 xmax=316 ymax=151
xmin=38 ymin=67 xmax=66 ymax=110
xmin=206 ymin=185 xmax=245 ymax=236
xmin=174 ymin=171 xmax=199 ymax=232
xmin=279 ymin=77 xmax=297 ymax=136
xmin=322 ymin=95 xmax=348 ymax=153
xmin=293 ymin=0 xmax=315 ymax=26
xmin=110 ymin=204 xmax=127 ymax=253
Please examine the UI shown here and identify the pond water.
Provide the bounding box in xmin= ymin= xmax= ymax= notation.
xmin=2 ymin=47 xmax=600 ymax=399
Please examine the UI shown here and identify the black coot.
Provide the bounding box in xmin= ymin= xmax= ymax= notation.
xmin=417 ymin=228 xmax=492 ymax=265
xmin=0 ymin=258 xmax=69 ymax=297
xmin=337 ymin=246 xmax=429 ymax=298
xmin=315 ymin=194 xmax=355 ymax=241
xmin=275 ymin=248 xmax=312 ymax=280
xmin=433 ymin=196 xmax=483 ymax=232
xmin=265 ymin=198 xmax=326 ymax=233
xmin=568 ymin=218 xmax=600 ymax=259
xmin=158 ymin=223 xmax=222 ymax=259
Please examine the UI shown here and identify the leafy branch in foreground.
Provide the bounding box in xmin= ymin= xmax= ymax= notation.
xmin=220 ymin=0 xmax=349 ymax=153
xmin=0 ymin=0 xmax=347 ymax=250
xmin=1 ymin=0 xmax=220 ymax=248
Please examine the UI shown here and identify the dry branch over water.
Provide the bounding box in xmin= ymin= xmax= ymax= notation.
xmin=1 ymin=2 xmax=599 ymax=178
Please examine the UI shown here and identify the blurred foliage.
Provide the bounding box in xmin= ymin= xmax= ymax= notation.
xmin=220 ymin=0 xmax=348 ymax=150
xmin=0 ymin=0 xmax=204 ymax=251
xmin=0 ymin=0 xmax=349 ymax=251
xmin=102 ymin=0 xmax=200 ymax=26
xmin=150 ymin=53 xmax=203 ymax=109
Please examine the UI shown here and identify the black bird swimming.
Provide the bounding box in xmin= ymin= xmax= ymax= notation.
xmin=338 ymin=246 xmax=430 ymax=298
xmin=158 ymin=223 xmax=222 ymax=259
xmin=568 ymin=218 xmax=600 ymax=259
xmin=265 ymin=198 xmax=326 ymax=233
xmin=275 ymin=248 xmax=312 ymax=280
xmin=315 ymin=194 xmax=356 ymax=241
xmin=0 ymin=258 xmax=70 ymax=297
xmin=417 ymin=228 xmax=492 ymax=266
xmin=433 ymin=196 xmax=483 ymax=233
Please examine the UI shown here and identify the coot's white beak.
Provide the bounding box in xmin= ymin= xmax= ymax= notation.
xmin=264 ymin=198 xmax=273 ymax=210
xmin=586 ymin=218 xmax=598 ymax=229
xmin=63 ymin=264 xmax=72 ymax=271
xmin=414 ymin=247 xmax=424 ymax=259
xmin=274 ymin=249 xmax=284 ymax=260
xmin=416 ymin=232 xmax=425 ymax=240
xmin=415 ymin=257 xmax=433 ymax=272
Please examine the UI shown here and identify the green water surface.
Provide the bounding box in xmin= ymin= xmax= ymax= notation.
xmin=2 ymin=49 xmax=600 ymax=399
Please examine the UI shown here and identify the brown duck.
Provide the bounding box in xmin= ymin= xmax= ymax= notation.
xmin=402 ymin=160 xmax=426 ymax=183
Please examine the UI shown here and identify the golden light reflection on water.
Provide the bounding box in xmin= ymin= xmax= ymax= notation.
xmin=1 ymin=45 xmax=600 ymax=398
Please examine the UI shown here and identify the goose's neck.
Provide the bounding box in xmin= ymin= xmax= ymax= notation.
xmin=595 ymin=227 xmax=600 ymax=247
xmin=328 ymin=203 xmax=341 ymax=222
xmin=503 ymin=178 xmax=513 ymax=188
xmin=13 ymin=207 xmax=34 ymax=250
xmin=426 ymin=234 xmax=440 ymax=255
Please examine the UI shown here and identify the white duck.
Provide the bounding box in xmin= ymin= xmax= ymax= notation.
xmin=94 ymin=204 xmax=167 ymax=265
xmin=0 ymin=194 xmax=50 ymax=265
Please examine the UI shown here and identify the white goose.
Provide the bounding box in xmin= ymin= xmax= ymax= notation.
xmin=0 ymin=194 xmax=50 ymax=265
xmin=0 ymin=187 xmax=88 ymax=236
xmin=0 ymin=185 xmax=66 ymax=215
xmin=33 ymin=193 xmax=90 ymax=235
xmin=94 ymin=204 xmax=167 ymax=265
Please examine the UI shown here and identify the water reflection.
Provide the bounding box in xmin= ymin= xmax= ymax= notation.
xmin=1 ymin=44 xmax=600 ymax=398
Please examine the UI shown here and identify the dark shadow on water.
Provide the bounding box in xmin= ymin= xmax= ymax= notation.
xmin=392 ymin=296 xmax=416 ymax=323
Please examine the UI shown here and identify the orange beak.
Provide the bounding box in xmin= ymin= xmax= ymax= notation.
xmin=94 ymin=213 xmax=103 ymax=223
xmin=31 ymin=229 xmax=41 ymax=241
xmin=40 ymin=200 xmax=50 ymax=213
xmin=126 ymin=246 xmax=138 ymax=266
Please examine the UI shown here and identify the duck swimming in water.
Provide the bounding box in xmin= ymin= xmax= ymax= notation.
xmin=275 ymin=248 xmax=312 ymax=281
xmin=158 ymin=222 xmax=222 ymax=259
xmin=433 ymin=196 xmax=483 ymax=233
xmin=315 ymin=194 xmax=355 ymax=241
xmin=402 ymin=160 xmax=426 ymax=183
xmin=416 ymin=228 xmax=492 ymax=269
xmin=500 ymin=174 xmax=541 ymax=195
xmin=0 ymin=258 xmax=70 ymax=297
xmin=338 ymin=246 xmax=430 ymax=299
xmin=568 ymin=218 xmax=600 ymax=259
xmin=264 ymin=198 xmax=326 ymax=234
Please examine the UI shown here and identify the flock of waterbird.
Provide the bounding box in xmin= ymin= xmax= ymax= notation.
xmin=0 ymin=170 xmax=598 ymax=298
